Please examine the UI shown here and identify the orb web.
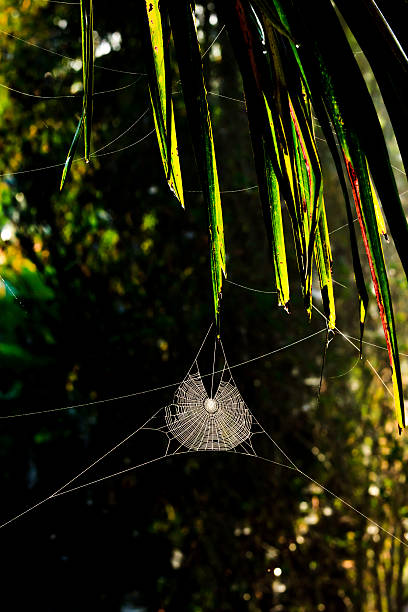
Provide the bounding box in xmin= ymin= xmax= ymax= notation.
xmin=165 ymin=363 xmax=252 ymax=452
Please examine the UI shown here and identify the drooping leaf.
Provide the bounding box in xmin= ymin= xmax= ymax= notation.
xmin=60 ymin=112 xmax=84 ymax=191
xmin=308 ymin=91 xmax=369 ymax=350
xmin=314 ymin=198 xmax=335 ymax=330
xmin=167 ymin=1 xmax=226 ymax=323
xmin=262 ymin=110 xmax=290 ymax=309
xmin=287 ymin=91 xmax=323 ymax=316
xmin=347 ymin=147 xmax=404 ymax=429
xmin=81 ymin=0 xmax=94 ymax=162
xmin=144 ymin=0 xmax=184 ymax=206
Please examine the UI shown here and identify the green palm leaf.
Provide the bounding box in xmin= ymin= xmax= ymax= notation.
xmin=81 ymin=0 xmax=94 ymax=163
xmin=167 ymin=1 xmax=226 ymax=324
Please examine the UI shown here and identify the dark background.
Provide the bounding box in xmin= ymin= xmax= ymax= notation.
xmin=0 ymin=2 xmax=408 ymax=610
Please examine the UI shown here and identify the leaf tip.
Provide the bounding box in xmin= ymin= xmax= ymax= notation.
xmin=283 ymin=300 xmax=291 ymax=314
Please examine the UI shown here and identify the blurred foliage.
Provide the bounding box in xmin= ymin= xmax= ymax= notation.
xmin=1 ymin=1 xmax=408 ymax=611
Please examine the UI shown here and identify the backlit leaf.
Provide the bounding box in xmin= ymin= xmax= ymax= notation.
xmin=81 ymin=0 xmax=94 ymax=162
xmin=60 ymin=112 xmax=84 ymax=191
xmin=168 ymin=1 xmax=226 ymax=323
xmin=144 ymin=0 xmax=184 ymax=206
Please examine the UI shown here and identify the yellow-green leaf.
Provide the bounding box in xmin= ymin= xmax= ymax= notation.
xmin=145 ymin=0 xmax=184 ymax=206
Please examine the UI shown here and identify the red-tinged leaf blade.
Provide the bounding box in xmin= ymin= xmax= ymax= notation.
xmin=345 ymin=148 xmax=405 ymax=429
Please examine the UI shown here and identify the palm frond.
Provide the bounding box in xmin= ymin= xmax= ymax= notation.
xmin=66 ymin=0 xmax=408 ymax=427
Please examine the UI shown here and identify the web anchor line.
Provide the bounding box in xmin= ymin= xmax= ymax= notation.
xmin=0 ymin=405 xmax=164 ymax=530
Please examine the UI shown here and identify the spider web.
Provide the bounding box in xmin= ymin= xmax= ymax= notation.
xmin=164 ymin=351 xmax=254 ymax=453
xmin=140 ymin=328 xmax=267 ymax=458
xmin=2 ymin=323 xmax=406 ymax=552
